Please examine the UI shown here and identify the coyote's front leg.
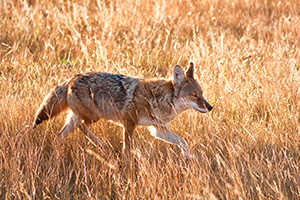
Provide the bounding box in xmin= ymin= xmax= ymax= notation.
xmin=123 ymin=120 xmax=136 ymax=153
xmin=149 ymin=126 xmax=192 ymax=159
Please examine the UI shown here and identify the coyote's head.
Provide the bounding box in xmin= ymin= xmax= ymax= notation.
xmin=172 ymin=62 xmax=213 ymax=113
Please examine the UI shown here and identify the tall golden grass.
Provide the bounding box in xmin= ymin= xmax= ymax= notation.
xmin=1 ymin=0 xmax=299 ymax=199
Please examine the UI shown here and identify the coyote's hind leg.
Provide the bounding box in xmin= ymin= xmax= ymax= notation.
xmin=59 ymin=112 xmax=104 ymax=147
xmin=79 ymin=122 xmax=104 ymax=147
xmin=59 ymin=112 xmax=81 ymax=138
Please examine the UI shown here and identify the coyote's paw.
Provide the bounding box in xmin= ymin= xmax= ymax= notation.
xmin=184 ymin=153 xmax=194 ymax=161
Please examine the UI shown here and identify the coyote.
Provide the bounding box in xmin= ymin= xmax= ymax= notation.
xmin=33 ymin=62 xmax=213 ymax=158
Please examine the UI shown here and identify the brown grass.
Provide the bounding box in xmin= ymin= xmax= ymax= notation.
xmin=1 ymin=0 xmax=300 ymax=199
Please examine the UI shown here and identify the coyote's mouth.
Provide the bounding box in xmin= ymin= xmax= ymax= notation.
xmin=194 ymin=107 xmax=208 ymax=113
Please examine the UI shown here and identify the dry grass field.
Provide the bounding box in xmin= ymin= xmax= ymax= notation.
xmin=1 ymin=0 xmax=300 ymax=199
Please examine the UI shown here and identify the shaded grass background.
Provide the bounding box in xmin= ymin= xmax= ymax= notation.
xmin=0 ymin=0 xmax=299 ymax=199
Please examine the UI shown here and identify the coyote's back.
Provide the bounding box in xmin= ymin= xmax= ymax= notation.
xmin=33 ymin=72 xmax=139 ymax=127
xmin=66 ymin=72 xmax=139 ymax=123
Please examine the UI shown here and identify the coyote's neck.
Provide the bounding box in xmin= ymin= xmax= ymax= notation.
xmin=133 ymin=78 xmax=187 ymax=126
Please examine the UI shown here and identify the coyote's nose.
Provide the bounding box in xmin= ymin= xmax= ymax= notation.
xmin=203 ymin=99 xmax=213 ymax=112
xmin=207 ymin=105 xmax=213 ymax=112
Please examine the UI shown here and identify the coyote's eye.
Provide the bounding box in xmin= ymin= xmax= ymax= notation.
xmin=191 ymin=93 xmax=198 ymax=98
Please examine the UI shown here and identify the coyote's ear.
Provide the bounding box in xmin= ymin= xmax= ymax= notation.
xmin=173 ymin=65 xmax=185 ymax=86
xmin=186 ymin=62 xmax=194 ymax=78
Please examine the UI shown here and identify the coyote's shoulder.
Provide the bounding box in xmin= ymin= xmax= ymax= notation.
xmin=33 ymin=63 xmax=213 ymax=159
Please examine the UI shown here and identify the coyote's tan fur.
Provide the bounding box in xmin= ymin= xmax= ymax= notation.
xmin=33 ymin=62 xmax=213 ymax=158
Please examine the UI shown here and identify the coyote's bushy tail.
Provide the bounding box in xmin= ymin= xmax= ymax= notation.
xmin=33 ymin=81 xmax=69 ymax=128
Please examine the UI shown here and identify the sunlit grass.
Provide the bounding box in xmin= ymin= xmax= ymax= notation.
xmin=0 ymin=0 xmax=299 ymax=199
